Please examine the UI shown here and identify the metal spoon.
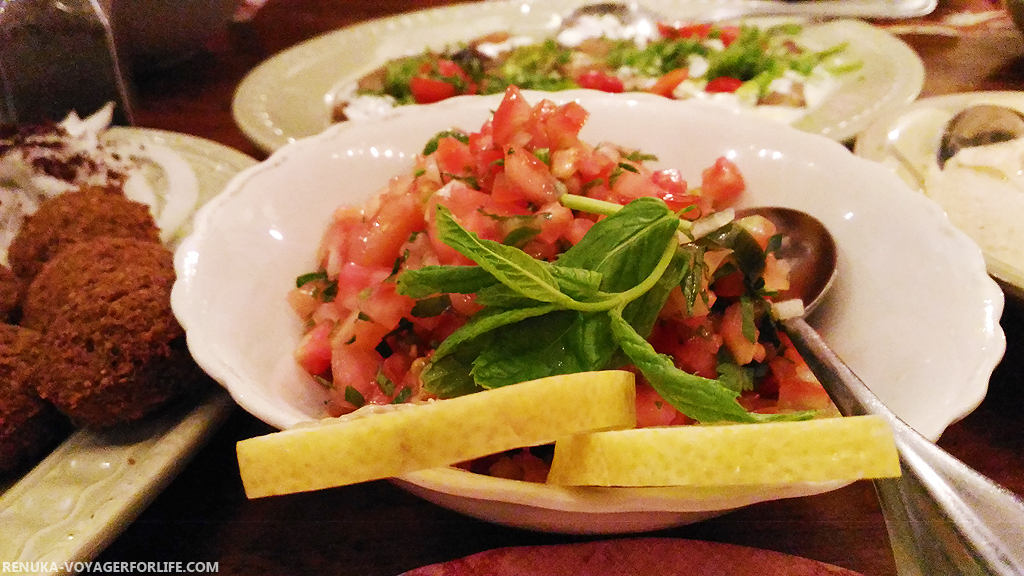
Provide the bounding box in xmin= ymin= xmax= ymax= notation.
xmin=739 ymin=206 xmax=1024 ymax=576
xmin=937 ymin=104 xmax=1024 ymax=169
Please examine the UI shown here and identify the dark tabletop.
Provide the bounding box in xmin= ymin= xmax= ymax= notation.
xmin=92 ymin=1 xmax=1024 ymax=574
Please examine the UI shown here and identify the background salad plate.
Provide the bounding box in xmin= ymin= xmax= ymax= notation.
xmin=232 ymin=0 xmax=924 ymax=153
xmin=855 ymin=91 xmax=1024 ymax=301
xmin=177 ymin=90 xmax=1003 ymax=534
xmin=0 ymin=129 xmax=257 ymax=565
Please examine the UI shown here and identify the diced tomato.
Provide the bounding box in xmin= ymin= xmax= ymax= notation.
xmin=701 ymin=156 xmax=745 ymax=209
xmin=434 ymin=136 xmax=475 ymax=177
xmin=350 ymin=185 xmax=426 ymax=268
xmin=705 ymin=76 xmax=744 ymax=94
xmin=658 ymin=21 xmax=713 ymax=40
xmin=358 ymin=282 xmax=415 ymax=331
xmin=381 ymin=351 xmax=414 ymax=392
xmin=330 ymin=341 xmax=386 ymax=409
xmin=635 ymin=382 xmax=682 ymax=428
xmin=576 ymin=70 xmax=625 ymax=93
xmin=503 ymin=145 xmax=560 ymax=205
xmin=533 ymin=201 xmax=575 ymax=244
xmin=295 ymin=321 xmax=334 ymax=376
xmin=711 ymin=269 xmax=746 ymax=298
xmin=772 ymin=335 xmax=833 ymax=412
xmin=318 ymin=207 xmax=364 ymax=277
xmin=716 ymin=26 xmax=741 ymax=47
xmin=650 ymin=319 xmax=721 ymax=379
xmin=542 ymin=101 xmax=589 ymax=150
xmin=491 ymin=86 xmax=533 ymax=149
xmin=564 ymin=216 xmax=594 ymax=246
xmin=426 ymin=181 xmax=501 ymax=264
xmin=647 ymin=68 xmax=689 ymax=98
xmin=410 ymin=76 xmax=458 ymax=104
xmin=333 ymin=264 xmax=390 ymax=317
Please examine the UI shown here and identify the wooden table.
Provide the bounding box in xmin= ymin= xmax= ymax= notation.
xmin=94 ymin=1 xmax=1024 ymax=574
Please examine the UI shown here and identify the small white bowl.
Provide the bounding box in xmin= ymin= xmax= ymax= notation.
xmin=172 ymin=90 xmax=1005 ymax=534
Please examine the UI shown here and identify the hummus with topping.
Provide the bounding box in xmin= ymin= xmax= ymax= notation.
xmin=924 ymin=138 xmax=1024 ymax=273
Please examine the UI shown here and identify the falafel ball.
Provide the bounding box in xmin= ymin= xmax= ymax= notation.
xmin=20 ymin=235 xmax=172 ymax=331
xmin=0 ymin=265 xmax=23 ymax=323
xmin=7 ymin=186 xmax=160 ymax=281
xmin=31 ymin=238 xmax=206 ymax=428
xmin=0 ymin=324 xmax=68 ymax=473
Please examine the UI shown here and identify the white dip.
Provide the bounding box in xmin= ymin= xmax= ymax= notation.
xmin=0 ymin=103 xmax=198 ymax=264
xmin=924 ymin=138 xmax=1024 ymax=271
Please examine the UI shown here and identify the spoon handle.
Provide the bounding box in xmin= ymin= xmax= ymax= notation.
xmin=782 ymin=317 xmax=1024 ymax=576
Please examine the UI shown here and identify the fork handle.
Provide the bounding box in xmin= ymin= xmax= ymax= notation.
xmin=782 ymin=317 xmax=1024 ymax=576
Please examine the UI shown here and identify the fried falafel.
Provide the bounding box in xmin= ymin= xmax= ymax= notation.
xmin=30 ymin=237 xmax=206 ymax=428
xmin=0 ymin=265 xmax=23 ymax=323
xmin=0 ymin=324 xmax=68 ymax=473
xmin=20 ymin=236 xmax=173 ymax=331
xmin=7 ymin=186 xmax=160 ymax=281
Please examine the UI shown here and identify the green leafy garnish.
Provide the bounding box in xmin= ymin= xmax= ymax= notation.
xmin=396 ymin=196 xmax=811 ymax=423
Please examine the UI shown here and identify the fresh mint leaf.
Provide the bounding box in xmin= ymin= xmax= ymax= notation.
xmin=435 ymin=205 xmax=578 ymax=307
xmin=609 ymin=307 xmax=760 ymax=423
xmin=411 ymin=295 xmax=451 ymax=318
xmin=716 ymin=361 xmax=755 ymax=393
xmin=396 ymin=264 xmax=497 ymax=298
xmin=421 ymin=352 xmax=484 ymax=398
xmin=621 ymin=244 xmax=697 ymax=339
xmin=432 ymin=304 xmax=559 ymax=360
xmin=471 ymin=310 xmax=617 ymax=388
xmin=557 ymin=197 xmax=679 ymax=292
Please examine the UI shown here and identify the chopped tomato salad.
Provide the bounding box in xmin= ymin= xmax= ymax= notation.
xmin=290 ymin=87 xmax=834 ymax=436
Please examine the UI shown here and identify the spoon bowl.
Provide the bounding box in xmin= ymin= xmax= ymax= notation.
xmin=738 ymin=206 xmax=1024 ymax=575
xmin=737 ymin=206 xmax=837 ymax=314
xmin=937 ymin=104 xmax=1024 ymax=168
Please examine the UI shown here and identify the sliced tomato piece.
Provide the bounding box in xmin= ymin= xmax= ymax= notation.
xmin=410 ymin=76 xmax=458 ymax=104
xmin=701 ymin=156 xmax=746 ymax=209
xmin=647 ymin=68 xmax=689 ymax=98
xmin=295 ymin=321 xmax=334 ymax=376
xmin=705 ymin=76 xmax=744 ymax=93
xmin=543 ymin=101 xmax=589 ymax=150
xmin=491 ymin=86 xmax=533 ymax=149
xmin=434 ymin=135 xmax=475 ymax=177
xmin=503 ymin=145 xmax=560 ymax=205
xmin=576 ymin=70 xmax=625 ymax=93
xmin=658 ymin=21 xmax=713 ymax=40
xmin=716 ymin=26 xmax=741 ymax=47
xmin=350 ymin=187 xmax=426 ymax=269
xmin=635 ymin=381 xmax=683 ymax=428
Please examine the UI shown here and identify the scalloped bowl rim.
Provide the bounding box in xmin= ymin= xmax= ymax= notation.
xmin=172 ymin=90 xmax=1005 ymax=532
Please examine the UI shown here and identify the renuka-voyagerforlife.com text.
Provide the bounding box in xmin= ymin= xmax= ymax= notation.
xmin=1 ymin=561 xmax=220 ymax=574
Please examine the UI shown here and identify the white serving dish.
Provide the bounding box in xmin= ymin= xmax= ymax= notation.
xmin=174 ymin=90 xmax=1004 ymax=534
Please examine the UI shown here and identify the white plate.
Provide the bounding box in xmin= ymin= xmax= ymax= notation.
xmin=232 ymin=1 xmax=924 ymax=153
xmin=854 ymin=91 xmax=1024 ymax=301
xmin=0 ymin=129 xmax=256 ymax=565
xmin=177 ymin=90 xmax=1004 ymax=533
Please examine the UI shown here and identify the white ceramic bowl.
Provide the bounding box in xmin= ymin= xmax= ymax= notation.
xmin=172 ymin=90 xmax=1005 ymax=534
